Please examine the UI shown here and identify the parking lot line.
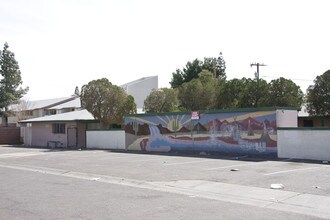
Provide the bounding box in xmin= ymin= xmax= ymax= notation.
xmin=163 ymin=159 xmax=212 ymax=166
xmin=0 ymin=152 xmax=46 ymax=158
xmin=130 ymin=156 xmax=177 ymax=162
xmin=97 ymin=154 xmax=154 ymax=160
xmin=264 ymin=166 xmax=323 ymax=176
xmin=205 ymin=162 xmax=268 ymax=171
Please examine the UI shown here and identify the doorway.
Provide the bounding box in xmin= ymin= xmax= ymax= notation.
xmin=67 ymin=126 xmax=77 ymax=148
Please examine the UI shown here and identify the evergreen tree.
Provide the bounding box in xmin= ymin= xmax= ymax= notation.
xmin=170 ymin=52 xmax=226 ymax=88
xmin=74 ymin=86 xmax=79 ymax=96
xmin=0 ymin=42 xmax=28 ymax=124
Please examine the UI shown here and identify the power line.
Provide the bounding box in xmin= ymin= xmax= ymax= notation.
xmin=261 ymin=75 xmax=313 ymax=82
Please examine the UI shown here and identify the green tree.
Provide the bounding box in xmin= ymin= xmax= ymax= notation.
xmin=215 ymin=77 xmax=302 ymax=109
xmin=124 ymin=95 xmax=137 ymax=115
xmin=170 ymin=69 xmax=185 ymax=89
xmin=178 ymin=79 xmax=203 ymax=111
xmin=267 ymin=77 xmax=303 ymax=107
xmin=178 ymin=70 xmax=216 ymax=111
xmin=214 ymin=78 xmax=243 ymax=109
xmin=306 ymin=70 xmax=330 ymax=116
xmin=238 ymin=78 xmax=269 ymax=108
xmin=198 ymin=70 xmax=217 ymax=108
xmin=0 ymin=42 xmax=28 ymax=124
xmin=143 ymin=88 xmax=178 ymax=113
xmin=170 ymin=52 xmax=226 ymax=88
xmin=80 ymin=78 xmax=136 ymax=128
xmin=202 ymin=52 xmax=226 ymax=79
xmin=170 ymin=59 xmax=203 ymax=88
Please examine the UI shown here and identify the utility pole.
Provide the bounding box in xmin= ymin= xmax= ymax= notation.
xmin=250 ymin=63 xmax=267 ymax=107
xmin=250 ymin=63 xmax=266 ymax=80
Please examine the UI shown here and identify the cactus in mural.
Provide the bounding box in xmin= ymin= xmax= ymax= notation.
xmin=247 ymin=119 xmax=254 ymax=136
xmin=132 ymin=122 xmax=139 ymax=136
xmin=172 ymin=119 xmax=179 ymax=137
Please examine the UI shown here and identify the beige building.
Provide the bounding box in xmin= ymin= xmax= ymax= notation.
xmin=6 ymin=76 xmax=158 ymax=146
xmin=19 ymin=109 xmax=96 ymax=148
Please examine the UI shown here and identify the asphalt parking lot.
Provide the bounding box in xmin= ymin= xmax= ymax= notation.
xmin=0 ymin=145 xmax=329 ymax=219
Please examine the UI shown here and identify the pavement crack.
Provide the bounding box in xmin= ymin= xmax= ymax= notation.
xmin=263 ymin=192 xmax=303 ymax=208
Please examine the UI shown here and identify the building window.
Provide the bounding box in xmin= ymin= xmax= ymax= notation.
xmin=52 ymin=123 xmax=65 ymax=133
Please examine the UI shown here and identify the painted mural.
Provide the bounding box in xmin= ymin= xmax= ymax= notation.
xmin=125 ymin=110 xmax=277 ymax=155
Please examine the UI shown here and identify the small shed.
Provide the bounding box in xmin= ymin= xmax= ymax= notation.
xmin=19 ymin=110 xmax=97 ymax=148
xmin=298 ymin=106 xmax=330 ymax=127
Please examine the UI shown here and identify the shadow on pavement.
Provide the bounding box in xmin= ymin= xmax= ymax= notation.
xmin=1 ymin=144 xmax=328 ymax=165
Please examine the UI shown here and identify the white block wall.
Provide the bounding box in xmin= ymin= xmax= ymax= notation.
xmin=86 ymin=130 xmax=125 ymax=149
xmin=276 ymin=110 xmax=298 ymax=127
xmin=278 ymin=129 xmax=330 ymax=161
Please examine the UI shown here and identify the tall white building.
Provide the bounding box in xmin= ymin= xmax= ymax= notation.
xmin=121 ymin=76 xmax=158 ymax=113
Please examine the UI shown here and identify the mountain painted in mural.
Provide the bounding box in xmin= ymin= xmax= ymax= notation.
xmin=205 ymin=117 xmax=276 ymax=131
xmin=126 ymin=117 xmax=276 ymax=136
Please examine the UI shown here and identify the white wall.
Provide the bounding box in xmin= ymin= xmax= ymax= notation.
xmin=30 ymin=122 xmax=77 ymax=147
xmin=278 ymin=129 xmax=330 ymax=161
xmin=86 ymin=130 xmax=125 ymax=149
xmin=276 ymin=110 xmax=298 ymax=127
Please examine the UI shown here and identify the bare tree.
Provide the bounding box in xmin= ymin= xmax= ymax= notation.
xmin=8 ymin=99 xmax=33 ymax=122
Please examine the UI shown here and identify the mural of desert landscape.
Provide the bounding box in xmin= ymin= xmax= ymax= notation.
xmin=125 ymin=109 xmax=277 ymax=155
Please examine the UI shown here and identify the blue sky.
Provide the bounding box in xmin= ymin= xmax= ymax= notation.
xmin=1 ymin=0 xmax=329 ymax=100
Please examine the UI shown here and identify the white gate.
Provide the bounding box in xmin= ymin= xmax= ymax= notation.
xmin=20 ymin=127 xmax=32 ymax=146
